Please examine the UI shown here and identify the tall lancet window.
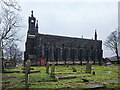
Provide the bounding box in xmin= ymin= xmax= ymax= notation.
xmin=51 ymin=46 xmax=54 ymax=61
xmin=68 ymin=47 xmax=70 ymax=60
xmin=41 ymin=43 xmax=45 ymax=57
xmin=60 ymin=46 xmax=63 ymax=60
xmin=75 ymin=48 xmax=79 ymax=60
xmin=57 ymin=47 xmax=60 ymax=60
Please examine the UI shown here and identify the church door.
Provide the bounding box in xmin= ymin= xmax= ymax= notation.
xmin=40 ymin=57 xmax=46 ymax=66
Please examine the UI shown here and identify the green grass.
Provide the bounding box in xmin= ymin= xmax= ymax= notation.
xmin=2 ymin=64 xmax=120 ymax=89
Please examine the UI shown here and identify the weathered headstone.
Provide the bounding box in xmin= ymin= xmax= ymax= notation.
xmin=92 ymin=71 xmax=95 ymax=75
xmin=72 ymin=67 xmax=77 ymax=72
xmin=86 ymin=63 xmax=91 ymax=73
xmin=5 ymin=61 xmax=11 ymax=68
xmin=25 ymin=60 xmax=31 ymax=88
xmin=51 ymin=63 xmax=55 ymax=77
xmin=82 ymin=78 xmax=89 ymax=82
xmin=46 ymin=63 xmax=49 ymax=74
xmin=52 ymin=76 xmax=59 ymax=82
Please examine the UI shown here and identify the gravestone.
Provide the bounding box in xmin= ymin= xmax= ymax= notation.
xmin=46 ymin=63 xmax=49 ymax=74
xmin=5 ymin=61 xmax=11 ymax=68
xmin=51 ymin=63 xmax=55 ymax=77
xmin=52 ymin=76 xmax=59 ymax=82
xmin=72 ymin=67 xmax=77 ymax=72
xmin=25 ymin=60 xmax=31 ymax=88
xmin=86 ymin=63 xmax=91 ymax=73
xmin=92 ymin=71 xmax=95 ymax=75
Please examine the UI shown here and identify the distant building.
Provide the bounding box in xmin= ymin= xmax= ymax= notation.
xmin=24 ymin=11 xmax=103 ymax=65
xmin=103 ymin=58 xmax=112 ymax=66
xmin=108 ymin=56 xmax=120 ymax=64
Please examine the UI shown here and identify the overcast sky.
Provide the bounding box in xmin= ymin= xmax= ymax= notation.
xmin=18 ymin=0 xmax=119 ymax=58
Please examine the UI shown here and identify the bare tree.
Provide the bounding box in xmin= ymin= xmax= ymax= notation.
xmin=104 ymin=30 xmax=119 ymax=61
xmin=0 ymin=0 xmax=22 ymax=71
xmin=0 ymin=0 xmax=22 ymax=46
xmin=4 ymin=40 xmax=23 ymax=67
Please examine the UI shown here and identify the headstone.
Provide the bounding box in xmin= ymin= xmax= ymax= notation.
xmin=46 ymin=63 xmax=49 ymax=74
xmin=5 ymin=62 xmax=10 ymax=68
xmin=105 ymin=62 xmax=112 ymax=66
xmin=52 ymin=76 xmax=59 ymax=82
xmin=72 ymin=67 xmax=77 ymax=72
xmin=82 ymin=78 xmax=89 ymax=82
xmin=86 ymin=63 xmax=91 ymax=73
xmin=92 ymin=71 xmax=95 ymax=75
xmin=51 ymin=63 xmax=55 ymax=77
xmin=25 ymin=60 xmax=31 ymax=88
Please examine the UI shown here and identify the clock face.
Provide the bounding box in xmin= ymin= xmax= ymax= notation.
xmin=31 ymin=20 xmax=34 ymax=23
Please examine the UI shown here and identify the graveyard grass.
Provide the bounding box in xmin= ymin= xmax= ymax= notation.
xmin=2 ymin=64 xmax=120 ymax=89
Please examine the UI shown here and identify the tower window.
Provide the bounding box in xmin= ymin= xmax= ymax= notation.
xmin=31 ymin=20 xmax=34 ymax=23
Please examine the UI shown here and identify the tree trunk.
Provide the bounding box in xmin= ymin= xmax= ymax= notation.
xmin=1 ymin=41 xmax=4 ymax=72
xmin=115 ymin=47 xmax=119 ymax=63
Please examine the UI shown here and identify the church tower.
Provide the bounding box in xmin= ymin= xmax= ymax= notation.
xmin=28 ymin=10 xmax=38 ymax=35
xmin=24 ymin=11 xmax=39 ymax=65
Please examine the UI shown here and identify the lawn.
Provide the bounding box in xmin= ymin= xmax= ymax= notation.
xmin=2 ymin=64 xmax=120 ymax=89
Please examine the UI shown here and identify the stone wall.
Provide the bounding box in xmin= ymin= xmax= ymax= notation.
xmin=35 ymin=34 xmax=102 ymax=64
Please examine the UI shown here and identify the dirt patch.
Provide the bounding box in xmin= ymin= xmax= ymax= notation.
xmin=3 ymin=71 xmax=20 ymax=73
xmin=23 ymin=70 xmax=40 ymax=74
xmin=2 ymin=76 xmax=17 ymax=80
xmin=2 ymin=81 xmax=10 ymax=84
xmin=2 ymin=84 xmax=11 ymax=89
xmin=29 ymin=71 xmax=40 ymax=73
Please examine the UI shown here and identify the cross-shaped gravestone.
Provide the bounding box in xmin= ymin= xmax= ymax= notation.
xmin=46 ymin=63 xmax=49 ymax=74
xmin=25 ymin=60 xmax=31 ymax=88
xmin=51 ymin=63 xmax=55 ymax=77
xmin=86 ymin=63 xmax=92 ymax=73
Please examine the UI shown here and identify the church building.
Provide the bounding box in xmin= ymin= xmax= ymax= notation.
xmin=24 ymin=11 xmax=103 ymax=66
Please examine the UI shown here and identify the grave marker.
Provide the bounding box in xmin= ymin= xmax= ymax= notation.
xmin=86 ymin=63 xmax=91 ymax=73
xmin=72 ymin=67 xmax=77 ymax=72
xmin=46 ymin=63 xmax=49 ymax=74
xmin=25 ymin=60 xmax=31 ymax=88
xmin=92 ymin=71 xmax=95 ymax=75
xmin=51 ymin=63 xmax=55 ymax=77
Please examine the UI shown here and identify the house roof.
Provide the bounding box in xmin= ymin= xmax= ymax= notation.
xmin=108 ymin=56 xmax=119 ymax=61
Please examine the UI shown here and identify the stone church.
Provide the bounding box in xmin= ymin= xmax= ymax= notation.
xmin=24 ymin=11 xmax=103 ymax=66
